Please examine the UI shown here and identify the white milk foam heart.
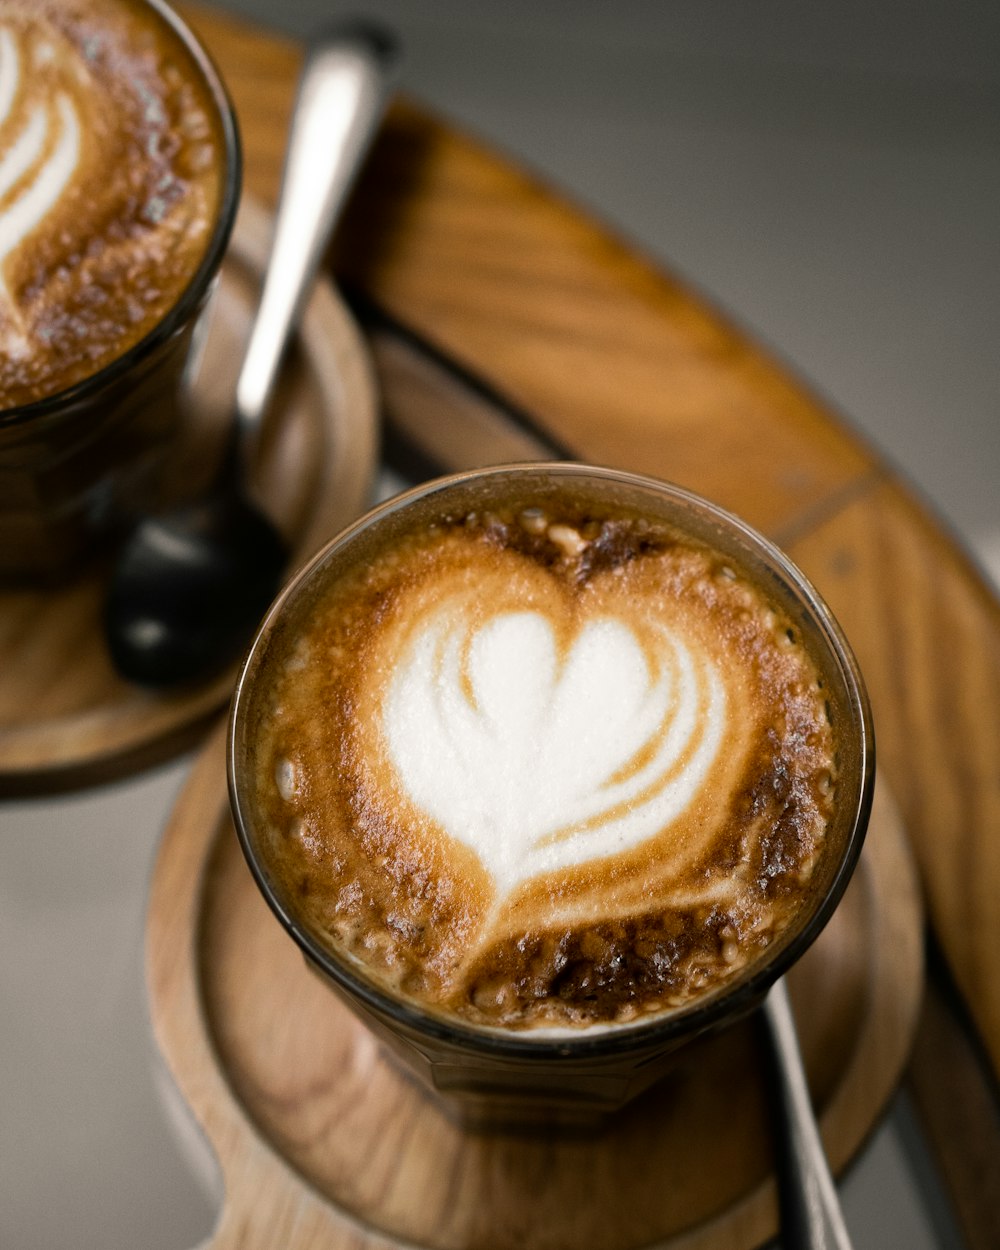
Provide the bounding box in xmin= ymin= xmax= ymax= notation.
xmin=0 ymin=26 xmax=81 ymax=345
xmin=384 ymin=608 xmax=726 ymax=893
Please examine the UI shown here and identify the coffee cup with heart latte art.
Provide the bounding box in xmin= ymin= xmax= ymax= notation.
xmin=230 ymin=464 xmax=873 ymax=1128
xmin=0 ymin=0 xmax=239 ymax=578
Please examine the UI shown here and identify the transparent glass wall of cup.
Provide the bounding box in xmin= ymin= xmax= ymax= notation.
xmin=0 ymin=0 xmax=241 ymax=581
xmin=228 ymin=464 xmax=875 ymax=1133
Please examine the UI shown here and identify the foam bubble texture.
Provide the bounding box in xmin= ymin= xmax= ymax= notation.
xmin=250 ymin=509 xmax=839 ymax=1029
xmin=0 ymin=1 xmax=223 ymax=406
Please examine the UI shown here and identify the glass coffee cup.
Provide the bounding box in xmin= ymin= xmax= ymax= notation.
xmin=0 ymin=0 xmax=241 ymax=580
xmin=228 ymin=464 xmax=874 ymax=1131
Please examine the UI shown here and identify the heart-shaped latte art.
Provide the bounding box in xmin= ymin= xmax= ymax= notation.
xmin=384 ymin=607 xmax=726 ymax=893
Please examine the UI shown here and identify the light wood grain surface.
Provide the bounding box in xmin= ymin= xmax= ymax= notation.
xmin=147 ymin=721 xmax=921 ymax=1250
xmin=179 ymin=2 xmax=1000 ymax=1080
xmin=158 ymin=7 xmax=1000 ymax=1245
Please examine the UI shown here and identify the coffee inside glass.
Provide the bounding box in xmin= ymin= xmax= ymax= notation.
xmin=0 ymin=0 xmax=241 ymax=578
xmin=229 ymin=464 xmax=873 ymax=1130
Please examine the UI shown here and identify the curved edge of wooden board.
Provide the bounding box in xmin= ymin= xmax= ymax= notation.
xmin=145 ymin=720 xmax=923 ymax=1250
xmin=180 ymin=0 xmax=1000 ymax=1091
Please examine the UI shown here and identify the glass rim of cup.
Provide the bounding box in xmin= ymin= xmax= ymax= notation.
xmin=0 ymin=0 xmax=243 ymax=428
xmin=228 ymin=461 xmax=876 ymax=1060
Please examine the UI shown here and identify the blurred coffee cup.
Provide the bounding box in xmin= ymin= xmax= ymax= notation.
xmin=0 ymin=0 xmax=240 ymax=579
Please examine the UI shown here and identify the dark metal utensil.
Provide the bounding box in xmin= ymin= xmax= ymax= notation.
xmin=761 ymin=977 xmax=855 ymax=1250
xmin=105 ymin=21 xmax=399 ymax=686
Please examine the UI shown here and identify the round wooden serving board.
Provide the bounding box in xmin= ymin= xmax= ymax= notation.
xmin=0 ymin=196 xmax=378 ymax=796
xmin=147 ymin=722 xmax=923 ymax=1250
xmin=176 ymin=31 xmax=1000 ymax=1238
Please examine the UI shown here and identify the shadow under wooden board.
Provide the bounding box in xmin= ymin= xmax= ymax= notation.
xmin=0 ymin=197 xmax=379 ymax=796
xmin=147 ymin=721 xmax=923 ymax=1250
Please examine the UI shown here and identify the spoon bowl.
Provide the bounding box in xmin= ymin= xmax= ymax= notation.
xmin=106 ymin=464 xmax=288 ymax=686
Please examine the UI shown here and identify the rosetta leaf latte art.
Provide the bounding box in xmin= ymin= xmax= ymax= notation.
xmin=384 ymin=608 xmax=726 ymax=892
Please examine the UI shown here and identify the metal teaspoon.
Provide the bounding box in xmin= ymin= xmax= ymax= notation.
xmin=761 ymin=977 xmax=855 ymax=1249
xmin=105 ymin=20 xmax=399 ymax=686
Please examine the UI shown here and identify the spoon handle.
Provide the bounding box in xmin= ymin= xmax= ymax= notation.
xmin=760 ymin=978 xmax=856 ymax=1250
xmin=235 ymin=21 xmax=400 ymax=451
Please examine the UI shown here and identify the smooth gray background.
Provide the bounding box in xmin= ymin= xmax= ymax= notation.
xmin=3 ymin=2 xmax=997 ymax=1247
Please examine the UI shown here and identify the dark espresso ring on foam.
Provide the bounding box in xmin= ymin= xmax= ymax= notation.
xmin=244 ymin=481 xmax=842 ymax=1033
xmin=0 ymin=0 xmax=228 ymax=409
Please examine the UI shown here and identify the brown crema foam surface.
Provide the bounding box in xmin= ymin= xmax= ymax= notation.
xmin=247 ymin=492 xmax=838 ymax=1032
xmin=0 ymin=0 xmax=225 ymax=408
